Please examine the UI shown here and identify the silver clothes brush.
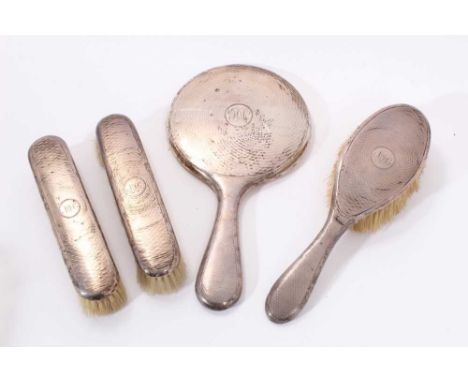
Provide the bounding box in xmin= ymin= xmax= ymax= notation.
xmin=29 ymin=136 xmax=125 ymax=314
xmin=96 ymin=115 xmax=184 ymax=293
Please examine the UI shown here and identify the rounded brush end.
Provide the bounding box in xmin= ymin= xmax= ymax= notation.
xmin=80 ymin=281 xmax=127 ymax=315
xmin=137 ymin=259 xmax=186 ymax=294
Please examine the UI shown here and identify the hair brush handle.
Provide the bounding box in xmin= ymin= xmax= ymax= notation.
xmin=266 ymin=211 xmax=348 ymax=323
xmin=195 ymin=179 xmax=247 ymax=310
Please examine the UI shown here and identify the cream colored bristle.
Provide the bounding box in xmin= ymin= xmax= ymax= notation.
xmin=351 ymin=179 xmax=419 ymax=232
xmin=137 ymin=259 xmax=186 ymax=294
xmin=327 ymin=143 xmax=422 ymax=233
xmin=80 ymin=281 xmax=126 ymax=315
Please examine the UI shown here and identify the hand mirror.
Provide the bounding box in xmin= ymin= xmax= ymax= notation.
xmin=168 ymin=65 xmax=310 ymax=309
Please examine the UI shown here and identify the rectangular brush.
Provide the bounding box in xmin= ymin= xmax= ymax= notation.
xmin=96 ymin=115 xmax=184 ymax=293
xmin=28 ymin=135 xmax=125 ymax=314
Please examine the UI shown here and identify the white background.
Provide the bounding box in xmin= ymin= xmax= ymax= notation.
xmin=1 ymin=36 xmax=467 ymax=346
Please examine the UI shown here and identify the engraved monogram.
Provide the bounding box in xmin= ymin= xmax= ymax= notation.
xmin=59 ymin=198 xmax=81 ymax=218
xmin=224 ymin=104 xmax=253 ymax=127
xmin=371 ymin=147 xmax=395 ymax=169
xmin=124 ymin=177 xmax=147 ymax=198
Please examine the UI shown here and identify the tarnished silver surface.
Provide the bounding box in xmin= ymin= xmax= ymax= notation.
xmin=97 ymin=115 xmax=180 ymax=277
xmin=28 ymin=136 xmax=119 ymax=300
xmin=169 ymin=65 xmax=310 ymax=310
xmin=266 ymin=104 xmax=431 ymax=323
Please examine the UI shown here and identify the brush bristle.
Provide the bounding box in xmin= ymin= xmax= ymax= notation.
xmin=327 ymin=144 xmax=422 ymax=233
xmin=351 ymin=179 xmax=419 ymax=232
xmin=137 ymin=259 xmax=186 ymax=294
xmin=80 ymin=281 xmax=126 ymax=315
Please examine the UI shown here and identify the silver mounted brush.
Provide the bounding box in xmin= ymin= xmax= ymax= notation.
xmin=96 ymin=115 xmax=184 ymax=293
xmin=28 ymin=136 xmax=125 ymax=314
xmin=266 ymin=104 xmax=431 ymax=323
